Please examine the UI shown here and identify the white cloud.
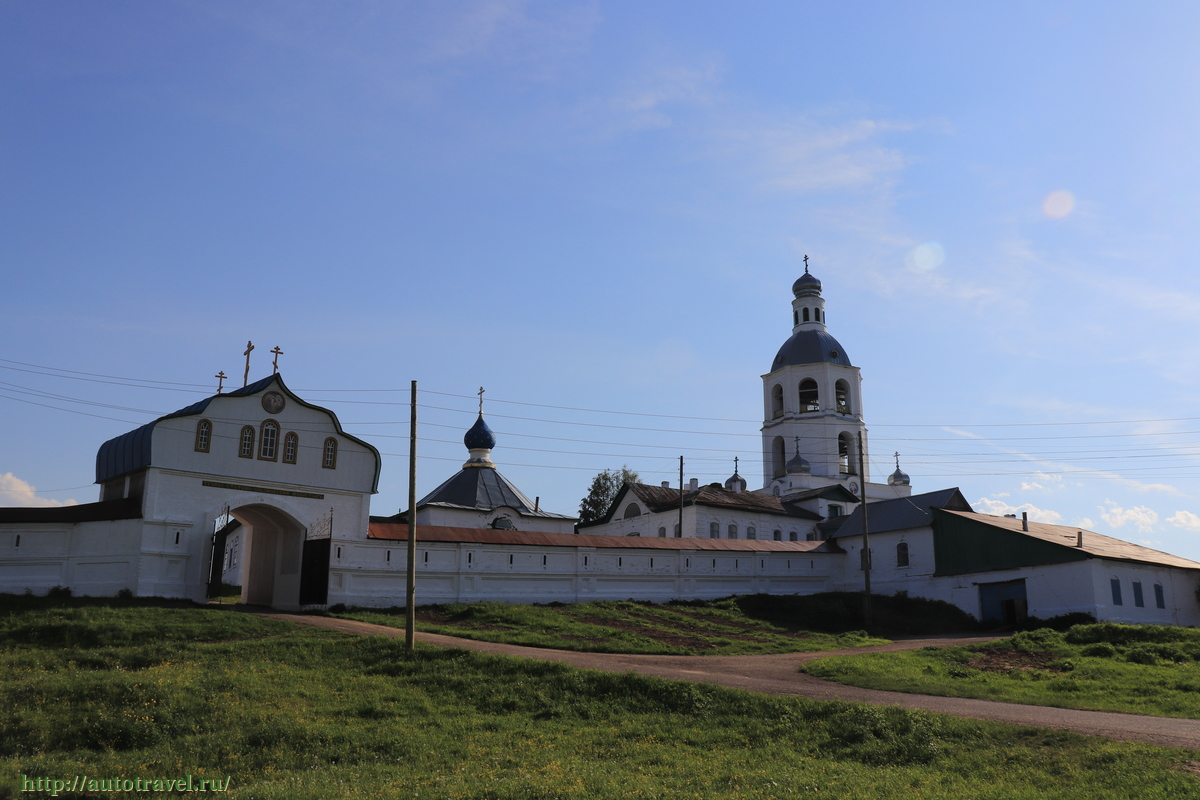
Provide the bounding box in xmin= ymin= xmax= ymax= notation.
xmin=0 ymin=473 xmax=79 ymax=508
xmin=1020 ymin=472 xmax=1064 ymax=492
xmin=1076 ymin=517 xmax=1095 ymax=529
xmin=1167 ymin=510 xmax=1200 ymax=532
xmin=973 ymin=497 xmax=1063 ymax=524
xmin=1100 ymin=500 xmax=1159 ymax=534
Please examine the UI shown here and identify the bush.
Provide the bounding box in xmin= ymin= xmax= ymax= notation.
xmin=1124 ymin=643 xmax=1190 ymax=665
xmin=1010 ymin=628 xmax=1065 ymax=652
xmin=46 ymin=586 xmax=72 ymax=600
xmin=1081 ymin=642 xmax=1117 ymax=658
xmin=1065 ymin=623 xmax=1190 ymax=646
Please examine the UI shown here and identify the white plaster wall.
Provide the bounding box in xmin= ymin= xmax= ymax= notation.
xmin=0 ymin=519 xmax=142 ymax=596
xmin=329 ymin=539 xmax=835 ymax=606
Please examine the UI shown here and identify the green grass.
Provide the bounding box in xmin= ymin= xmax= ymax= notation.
xmin=803 ymin=623 xmax=1200 ymax=719
xmin=333 ymin=592 xmax=978 ymax=655
xmin=3 ymin=597 xmax=1199 ymax=799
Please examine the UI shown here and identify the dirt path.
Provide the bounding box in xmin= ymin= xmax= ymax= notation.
xmin=256 ymin=612 xmax=1200 ymax=750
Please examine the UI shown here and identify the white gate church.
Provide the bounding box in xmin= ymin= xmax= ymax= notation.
xmin=1 ymin=374 xmax=380 ymax=610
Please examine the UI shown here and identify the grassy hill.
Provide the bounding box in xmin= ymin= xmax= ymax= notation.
xmin=2 ymin=595 xmax=1198 ymax=799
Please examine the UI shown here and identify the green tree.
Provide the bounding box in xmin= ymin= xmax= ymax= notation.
xmin=578 ymin=466 xmax=640 ymax=524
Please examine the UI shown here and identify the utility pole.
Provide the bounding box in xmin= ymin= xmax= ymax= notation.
xmin=406 ymin=380 xmax=417 ymax=650
xmin=678 ymin=456 xmax=684 ymax=538
xmin=858 ymin=431 xmax=872 ymax=627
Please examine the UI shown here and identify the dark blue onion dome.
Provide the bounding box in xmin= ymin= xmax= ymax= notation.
xmin=772 ymin=330 xmax=852 ymax=370
xmin=792 ymin=271 xmax=822 ymax=297
xmin=888 ymin=453 xmax=910 ymax=486
xmin=785 ymin=451 xmax=811 ymax=475
xmin=464 ymin=415 xmax=496 ymax=450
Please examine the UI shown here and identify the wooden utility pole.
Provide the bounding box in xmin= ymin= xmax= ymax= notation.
xmin=858 ymin=432 xmax=872 ymax=627
xmin=678 ymin=456 xmax=684 ymax=538
xmin=406 ymin=380 xmax=418 ymax=650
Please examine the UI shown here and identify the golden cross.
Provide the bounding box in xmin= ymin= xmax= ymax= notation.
xmin=271 ymin=345 xmax=283 ymax=373
xmin=215 ymin=371 xmax=227 ymax=393
xmin=243 ymin=341 xmax=254 ymax=387
xmin=478 ymin=386 xmax=485 ymax=415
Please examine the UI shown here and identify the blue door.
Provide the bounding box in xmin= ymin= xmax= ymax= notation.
xmin=979 ymin=579 xmax=1028 ymax=625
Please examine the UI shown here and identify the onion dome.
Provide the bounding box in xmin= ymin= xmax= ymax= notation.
xmin=888 ymin=452 xmax=910 ymax=486
xmin=786 ymin=438 xmax=811 ymax=474
xmin=463 ymin=414 xmax=496 ymax=468
xmin=724 ymin=458 xmax=747 ymax=493
xmin=792 ymin=270 xmax=822 ymax=297
xmin=464 ymin=415 xmax=496 ymax=450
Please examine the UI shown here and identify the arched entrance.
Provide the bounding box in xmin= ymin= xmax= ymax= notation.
xmin=230 ymin=504 xmax=311 ymax=610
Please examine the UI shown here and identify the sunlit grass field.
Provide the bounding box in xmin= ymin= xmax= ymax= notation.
xmin=803 ymin=624 xmax=1200 ymax=719
xmin=334 ymin=592 xmax=979 ymax=655
xmin=3 ymin=596 xmax=1200 ymax=799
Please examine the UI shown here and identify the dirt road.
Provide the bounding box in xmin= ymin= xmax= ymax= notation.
xmin=257 ymin=612 xmax=1200 ymax=750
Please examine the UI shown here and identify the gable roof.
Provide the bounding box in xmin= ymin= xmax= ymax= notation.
xmin=937 ymin=509 xmax=1200 ymax=572
xmin=577 ymin=481 xmax=822 ymax=530
xmin=368 ymin=521 xmax=838 ymax=552
xmin=827 ymin=487 xmax=972 ymax=539
xmin=94 ymin=374 xmax=382 ymax=491
xmin=408 ymin=466 xmax=574 ymax=520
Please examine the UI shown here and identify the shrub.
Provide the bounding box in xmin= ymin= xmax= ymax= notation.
xmin=1124 ymin=643 xmax=1189 ymax=665
xmin=1010 ymin=628 xmax=1065 ymax=652
xmin=1081 ymin=642 xmax=1117 ymax=658
xmin=46 ymin=586 xmax=72 ymax=600
xmin=1065 ymin=623 xmax=1191 ymax=646
xmin=115 ymin=588 xmax=134 ymax=600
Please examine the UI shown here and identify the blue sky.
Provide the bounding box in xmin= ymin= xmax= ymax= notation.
xmin=6 ymin=2 xmax=1200 ymax=559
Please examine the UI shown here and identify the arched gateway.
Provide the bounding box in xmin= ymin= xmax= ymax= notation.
xmin=64 ymin=374 xmax=381 ymax=609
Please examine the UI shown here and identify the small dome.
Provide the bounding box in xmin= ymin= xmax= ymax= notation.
xmin=792 ymin=271 xmax=822 ymax=297
xmin=888 ymin=466 xmax=910 ymax=486
xmin=724 ymin=472 xmax=747 ymax=493
xmin=786 ymin=451 xmax=811 ymax=474
xmin=464 ymin=415 xmax=496 ymax=450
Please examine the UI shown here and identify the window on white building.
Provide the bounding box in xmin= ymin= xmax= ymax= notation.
xmin=897 ymin=542 xmax=909 ymax=567
xmin=259 ymin=420 xmax=279 ymax=461
xmin=195 ymin=420 xmax=212 ymax=453
xmin=1133 ymin=581 xmax=1144 ymax=608
xmin=799 ymin=378 xmax=819 ymax=412
xmin=1111 ymin=578 xmax=1122 ymax=606
xmin=239 ymin=426 xmax=255 ymax=458
xmin=710 ymin=522 xmax=720 ymax=538
xmin=1155 ymin=583 xmax=1166 ymax=609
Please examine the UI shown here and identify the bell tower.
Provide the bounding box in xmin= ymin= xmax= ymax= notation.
xmin=760 ymin=262 xmax=879 ymax=497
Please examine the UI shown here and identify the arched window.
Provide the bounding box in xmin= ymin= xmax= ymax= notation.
xmin=323 ymin=437 xmax=338 ymax=469
xmin=673 ymin=523 xmax=681 ymax=538
xmin=815 ymin=308 xmax=822 ymax=323
xmin=772 ymin=436 xmax=786 ymax=478
xmin=624 ymin=503 xmax=642 ymax=519
xmin=835 ymin=379 xmax=851 ymax=415
xmin=806 ymin=532 xmax=817 ymax=541
xmin=793 ymin=309 xmax=799 ymax=326
xmin=802 ymin=307 xmax=810 ymax=322
xmin=658 ymin=527 xmax=666 ymax=538
xmin=709 ymin=521 xmax=719 ymax=538
xmin=896 ymin=542 xmax=910 ymax=567
xmin=259 ymin=420 xmax=279 ymax=461
xmin=195 ymin=419 xmax=212 ymax=453
xmin=1155 ymin=583 xmax=1166 ymax=609
xmin=771 ymin=384 xmax=784 ymax=418
xmin=799 ymin=378 xmax=819 ymax=412
xmin=789 ymin=531 xmax=798 ymax=541
xmin=773 ymin=529 xmax=782 ymax=541
xmin=745 ymin=526 xmax=754 ymax=540
xmin=239 ymin=426 xmax=255 ymax=459
xmin=728 ymin=523 xmax=737 ymax=539
xmin=283 ymin=432 xmax=298 ymax=464
xmin=838 ymin=432 xmax=856 ymax=475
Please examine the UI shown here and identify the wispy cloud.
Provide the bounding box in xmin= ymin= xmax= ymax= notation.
xmin=1167 ymin=510 xmax=1200 ymax=532
xmin=0 ymin=473 xmax=78 ymax=507
xmin=1100 ymin=500 xmax=1158 ymax=534
xmin=974 ymin=496 xmax=1063 ymax=523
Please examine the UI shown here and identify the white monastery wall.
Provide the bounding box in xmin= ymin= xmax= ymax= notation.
xmin=0 ymin=519 xmax=142 ymax=597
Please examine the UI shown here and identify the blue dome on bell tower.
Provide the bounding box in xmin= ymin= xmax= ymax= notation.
xmin=464 ymin=415 xmax=496 ymax=451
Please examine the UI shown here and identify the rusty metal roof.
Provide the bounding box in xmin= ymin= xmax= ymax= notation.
xmin=938 ymin=509 xmax=1200 ymax=571
xmin=368 ymin=521 xmax=836 ymax=552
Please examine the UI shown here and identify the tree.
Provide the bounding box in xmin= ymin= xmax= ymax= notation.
xmin=578 ymin=466 xmax=640 ymax=524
